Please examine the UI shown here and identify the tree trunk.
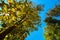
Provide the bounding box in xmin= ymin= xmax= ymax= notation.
xmin=0 ymin=26 xmax=16 ymax=40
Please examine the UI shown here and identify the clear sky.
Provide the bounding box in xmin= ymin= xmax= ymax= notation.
xmin=25 ymin=0 xmax=60 ymax=40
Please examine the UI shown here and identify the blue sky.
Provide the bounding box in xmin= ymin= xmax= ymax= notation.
xmin=25 ymin=0 xmax=60 ymax=40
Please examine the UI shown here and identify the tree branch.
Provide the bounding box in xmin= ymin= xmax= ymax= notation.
xmin=0 ymin=14 xmax=26 ymax=40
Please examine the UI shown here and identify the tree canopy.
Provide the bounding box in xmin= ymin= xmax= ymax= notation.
xmin=44 ymin=5 xmax=60 ymax=40
xmin=0 ymin=0 xmax=42 ymax=40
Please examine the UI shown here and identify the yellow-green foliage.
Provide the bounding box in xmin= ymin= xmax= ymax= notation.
xmin=0 ymin=0 xmax=41 ymax=40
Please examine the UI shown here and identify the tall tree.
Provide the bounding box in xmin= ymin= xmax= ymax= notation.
xmin=0 ymin=0 xmax=42 ymax=40
xmin=44 ymin=5 xmax=60 ymax=40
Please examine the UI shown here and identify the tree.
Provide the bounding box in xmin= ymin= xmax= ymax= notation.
xmin=44 ymin=5 xmax=60 ymax=40
xmin=0 ymin=0 xmax=42 ymax=40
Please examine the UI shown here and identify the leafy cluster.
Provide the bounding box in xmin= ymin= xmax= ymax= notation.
xmin=0 ymin=0 xmax=41 ymax=40
xmin=44 ymin=5 xmax=60 ymax=40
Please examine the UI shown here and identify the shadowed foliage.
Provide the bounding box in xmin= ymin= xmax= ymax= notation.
xmin=44 ymin=5 xmax=60 ymax=40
